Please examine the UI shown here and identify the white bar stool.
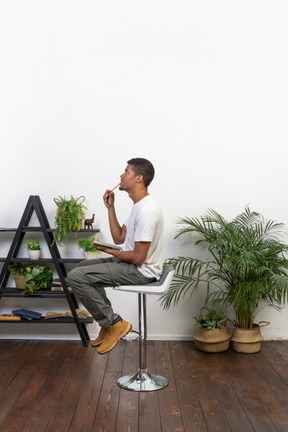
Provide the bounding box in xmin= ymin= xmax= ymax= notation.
xmin=113 ymin=265 xmax=175 ymax=392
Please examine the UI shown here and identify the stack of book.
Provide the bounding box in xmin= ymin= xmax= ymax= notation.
xmin=11 ymin=309 xmax=42 ymax=320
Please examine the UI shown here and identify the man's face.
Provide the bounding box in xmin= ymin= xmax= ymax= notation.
xmin=119 ymin=164 xmax=138 ymax=191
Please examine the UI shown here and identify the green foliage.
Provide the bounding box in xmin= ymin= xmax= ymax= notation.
xmin=25 ymin=240 xmax=40 ymax=250
xmin=194 ymin=308 xmax=227 ymax=329
xmin=161 ymin=207 xmax=288 ymax=329
xmin=9 ymin=263 xmax=53 ymax=296
xmin=76 ymin=237 xmax=101 ymax=253
xmin=9 ymin=263 xmax=27 ymax=276
xmin=24 ymin=265 xmax=53 ymax=296
xmin=53 ymin=195 xmax=87 ymax=246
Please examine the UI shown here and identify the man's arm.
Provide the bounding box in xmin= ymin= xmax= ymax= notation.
xmin=107 ymin=206 xmax=127 ymax=244
xmin=103 ymin=189 xmax=126 ymax=244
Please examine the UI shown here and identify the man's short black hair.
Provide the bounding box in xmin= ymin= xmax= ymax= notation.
xmin=127 ymin=157 xmax=155 ymax=188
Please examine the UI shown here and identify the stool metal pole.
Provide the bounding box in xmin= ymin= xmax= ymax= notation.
xmin=139 ymin=293 xmax=146 ymax=371
xmin=117 ymin=293 xmax=169 ymax=391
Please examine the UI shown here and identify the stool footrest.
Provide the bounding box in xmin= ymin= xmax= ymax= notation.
xmin=121 ymin=329 xmax=140 ymax=342
xmin=117 ymin=369 xmax=169 ymax=392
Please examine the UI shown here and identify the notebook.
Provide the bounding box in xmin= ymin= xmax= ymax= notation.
xmin=92 ymin=240 xmax=122 ymax=251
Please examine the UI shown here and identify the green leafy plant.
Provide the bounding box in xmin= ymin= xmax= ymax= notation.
xmin=9 ymin=263 xmax=53 ymax=296
xmin=76 ymin=237 xmax=101 ymax=253
xmin=53 ymin=195 xmax=87 ymax=246
xmin=9 ymin=263 xmax=27 ymax=276
xmin=194 ymin=308 xmax=227 ymax=329
xmin=24 ymin=265 xmax=53 ymax=296
xmin=25 ymin=240 xmax=40 ymax=250
xmin=161 ymin=207 xmax=288 ymax=329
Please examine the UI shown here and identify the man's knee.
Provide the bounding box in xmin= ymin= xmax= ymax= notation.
xmin=67 ymin=267 xmax=84 ymax=287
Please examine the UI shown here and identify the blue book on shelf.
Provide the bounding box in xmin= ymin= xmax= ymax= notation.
xmin=12 ymin=309 xmax=42 ymax=320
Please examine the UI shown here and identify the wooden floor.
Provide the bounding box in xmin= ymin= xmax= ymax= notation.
xmin=1 ymin=339 xmax=288 ymax=432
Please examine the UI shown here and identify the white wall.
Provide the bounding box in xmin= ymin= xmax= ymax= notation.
xmin=1 ymin=0 xmax=288 ymax=341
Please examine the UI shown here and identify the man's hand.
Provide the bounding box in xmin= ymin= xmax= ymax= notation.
xmin=92 ymin=243 xmax=115 ymax=254
xmin=91 ymin=243 xmax=106 ymax=252
xmin=103 ymin=189 xmax=115 ymax=209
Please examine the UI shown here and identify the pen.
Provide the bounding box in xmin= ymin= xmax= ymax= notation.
xmin=108 ymin=182 xmax=121 ymax=195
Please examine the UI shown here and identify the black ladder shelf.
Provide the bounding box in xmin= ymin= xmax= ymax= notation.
xmin=0 ymin=195 xmax=100 ymax=346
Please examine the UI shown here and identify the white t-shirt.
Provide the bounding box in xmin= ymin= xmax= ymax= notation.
xmin=123 ymin=195 xmax=163 ymax=280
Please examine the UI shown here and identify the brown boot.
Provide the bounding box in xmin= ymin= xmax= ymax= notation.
xmin=91 ymin=325 xmax=106 ymax=347
xmin=97 ymin=319 xmax=131 ymax=355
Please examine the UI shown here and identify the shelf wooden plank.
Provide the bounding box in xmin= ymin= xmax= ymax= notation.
xmin=0 ymin=227 xmax=100 ymax=233
xmin=0 ymin=316 xmax=93 ymax=324
xmin=0 ymin=288 xmax=73 ymax=298
xmin=3 ymin=258 xmax=83 ymax=264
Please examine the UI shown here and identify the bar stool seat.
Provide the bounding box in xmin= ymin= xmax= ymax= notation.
xmin=113 ymin=265 xmax=175 ymax=391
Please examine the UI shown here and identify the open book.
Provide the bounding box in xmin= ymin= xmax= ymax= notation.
xmin=92 ymin=240 xmax=122 ymax=251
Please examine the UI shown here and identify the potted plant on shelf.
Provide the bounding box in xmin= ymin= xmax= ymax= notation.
xmin=9 ymin=263 xmax=54 ymax=296
xmin=193 ymin=308 xmax=231 ymax=353
xmin=76 ymin=237 xmax=101 ymax=260
xmin=53 ymin=195 xmax=87 ymax=246
xmin=161 ymin=207 xmax=288 ymax=353
xmin=8 ymin=263 xmax=27 ymax=289
xmin=25 ymin=240 xmax=41 ymax=260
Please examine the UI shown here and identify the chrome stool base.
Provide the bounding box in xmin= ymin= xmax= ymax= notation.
xmin=117 ymin=369 xmax=169 ymax=392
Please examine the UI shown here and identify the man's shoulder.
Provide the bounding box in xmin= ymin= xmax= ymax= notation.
xmin=136 ymin=197 xmax=163 ymax=226
xmin=138 ymin=195 xmax=161 ymax=211
xmin=139 ymin=195 xmax=158 ymax=206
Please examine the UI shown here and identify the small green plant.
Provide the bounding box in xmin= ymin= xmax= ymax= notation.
xmin=76 ymin=237 xmax=101 ymax=253
xmin=25 ymin=240 xmax=40 ymax=250
xmin=9 ymin=263 xmax=53 ymax=296
xmin=194 ymin=308 xmax=228 ymax=330
xmin=53 ymin=195 xmax=87 ymax=246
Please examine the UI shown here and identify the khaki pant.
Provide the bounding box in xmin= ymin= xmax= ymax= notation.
xmin=67 ymin=257 xmax=154 ymax=327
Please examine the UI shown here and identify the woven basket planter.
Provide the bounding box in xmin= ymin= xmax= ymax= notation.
xmin=14 ymin=275 xmax=26 ymax=290
xmin=194 ymin=326 xmax=231 ymax=353
xmin=231 ymin=324 xmax=265 ymax=353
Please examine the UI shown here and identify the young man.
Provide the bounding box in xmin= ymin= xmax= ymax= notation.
xmin=67 ymin=158 xmax=163 ymax=354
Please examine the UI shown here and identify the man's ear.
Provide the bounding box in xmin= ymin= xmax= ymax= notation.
xmin=136 ymin=174 xmax=144 ymax=184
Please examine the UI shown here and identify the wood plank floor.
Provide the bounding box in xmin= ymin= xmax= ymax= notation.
xmin=1 ymin=339 xmax=288 ymax=432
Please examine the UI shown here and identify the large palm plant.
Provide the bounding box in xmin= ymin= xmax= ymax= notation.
xmin=162 ymin=207 xmax=288 ymax=328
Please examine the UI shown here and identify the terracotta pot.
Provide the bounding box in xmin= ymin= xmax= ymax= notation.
xmin=231 ymin=325 xmax=264 ymax=353
xmin=194 ymin=326 xmax=231 ymax=353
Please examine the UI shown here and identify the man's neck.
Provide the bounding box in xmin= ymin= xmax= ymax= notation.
xmin=129 ymin=188 xmax=149 ymax=204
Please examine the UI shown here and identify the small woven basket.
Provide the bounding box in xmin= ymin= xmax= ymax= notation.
xmin=14 ymin=275 xmax=26 ymax=290
xmin=194 ymin=327 xmax=231 ymax=353
xmin=231 ymin=325 xmax=264 ymax=354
